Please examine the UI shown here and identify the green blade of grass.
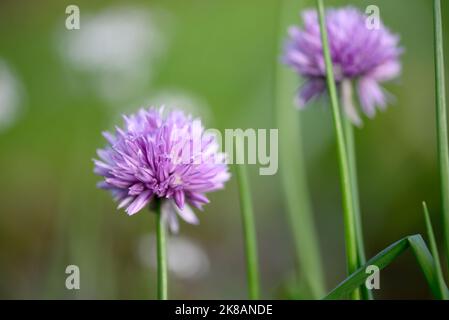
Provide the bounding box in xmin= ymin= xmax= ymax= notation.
xmin=324 ymin=234 xmax=449 ymax=300
xmin=433 ymin=0 xmax=449 ymax=274
xmin=235 ymin=161 xmax=260 ymax=300
xmin=316 ymin=0 xmax=360 ymax=299
xmin=422 ymin=202 xmax=449 ymax=300
xmin=274 ymin=0 xmax=325 ymax=298
xmin=408 ymin=234 xmax=448 ymax=299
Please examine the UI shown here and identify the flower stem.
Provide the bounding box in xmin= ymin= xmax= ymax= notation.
xmin=155 ymin=202 xmax=168 ymax=300
xmin=274 ymin=0 xmax=326 ymax=298
xmin=343 ymin=115 xmax=373 ymax=300
xmin=235 ymin=162 xmax=260 ymax=299
xmin=433 ymin=0 xmax=449 ymax=274
xmin=316 ymin=0 xmax=359 ymax=299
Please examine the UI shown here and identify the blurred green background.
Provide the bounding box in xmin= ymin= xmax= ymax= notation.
xmin=1 ymin=0 xmax=449 ymax=299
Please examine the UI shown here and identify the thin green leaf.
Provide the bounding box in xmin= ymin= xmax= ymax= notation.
xmin=324 ymin=234 xmax=449 ymax=300
xmin=274 ymin=0 xmax=325 ymax=298
xmin=422 ymin=202 xmax=449 ymax=299
xmin=433 ymin=0 xmax=449 ymax=272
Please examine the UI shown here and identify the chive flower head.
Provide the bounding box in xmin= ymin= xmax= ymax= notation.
xmin=283 ymin=7 xmax=402 ymax=124
xmin=94 ymin=107 xmax=230 ymax=232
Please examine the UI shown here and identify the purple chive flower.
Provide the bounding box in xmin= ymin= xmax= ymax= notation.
xmin=94 ymin=107 xmax=230 ymax=232
xmin=283 ymin=7 xmax=402 ymax=125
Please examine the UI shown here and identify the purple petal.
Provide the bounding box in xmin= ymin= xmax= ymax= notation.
xmin=295 ymin=79 xmax=326 ymax=108
xmin=117 ymin=196 xmax=134 ymax=209
xmin=129 ymin=183 xmax=145 ymax=195
xmin=187 ymin=192 xmax=210 ymax=205
xmin=161 ymin=200 xmax=179 ymax=233
xmin=369 ymin=61 xmax=401 ymax=82
xmin=341 ymin=80 xmax=362 ymax=126
xmin=174 ymin=190 xmax=185 ymax=209
xmin=105 ymin=177 xmax=132 ymax=189
xmin=173 ymin=202 xmax=199 ymax=225
xmin=102 ymin=131 xmax=116 ymax=144
xmin=357 ymin=78 xmax=387 ymax=117
xmin=125 ymin=190 xmax=153 ymax=215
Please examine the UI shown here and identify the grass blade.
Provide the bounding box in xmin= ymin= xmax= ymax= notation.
xmin=324 ymin=234 xmax=449 ymax=300
xmin=316 ymin=0 xmax=360 ymax=299
xmin=422 ymin=202 xmax=449 ymax=299
xmin=235 ymin=161 xmax=260 ymax=299
xmin=433 ymin=0 xmax=449 ymax=274
xmin=274 ymin=0 xmax=325 ymax=298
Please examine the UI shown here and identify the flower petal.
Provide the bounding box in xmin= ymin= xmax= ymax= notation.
xmin=117 ymin=196 xmax=134 ymax=209
xmin=295 ymin=79 xmax=326 ymax=108
xmin=341 ymin=80 xmax=362 ymax=126
xmin=369 ymin=61 xmax=401 ymax=82
xmin=357 ymin=78 xmax=387 ymax=117
xmin=161 ymin=200 xmax=179 ymax=233
xmin=174 ymin=190 xmax=185 ymax=209
xmin=173 ymin=202 xmax=199 ymax=225
xmin=129 ymin=183 xmax=145 ymax=195
xmin=125 ymin=190 xmax=153 ymax=215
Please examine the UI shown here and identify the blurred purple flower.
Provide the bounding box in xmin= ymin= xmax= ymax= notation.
xmin=94 ymin=107 xmax=230 ymax=232
xmin=283 ymin=7 xmax=402 ymax=125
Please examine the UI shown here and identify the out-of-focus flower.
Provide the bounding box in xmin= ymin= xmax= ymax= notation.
xmin=283 ymin=7 xmax=402 ymax=125
xmin=58 ymin=6 xmax=167 ymax=103
xmin=94 ymin=107 xmax=230 ymax=232
xmin=138 ymin=234 xmax=210 ymax=280
xmin=0 ymin=60 xmax=23 ymax=132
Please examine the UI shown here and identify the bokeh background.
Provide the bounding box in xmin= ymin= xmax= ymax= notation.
xmin=1 ymin=0 xmax=449 ymax=299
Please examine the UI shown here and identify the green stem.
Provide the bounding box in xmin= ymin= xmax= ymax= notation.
xmin=235 ymin=162 xmax=260 ymax=300
xmin=342 ymin=114 xmax=372 ymax=300
xmin=275 ymin=0 xmax=325 ymax=298
xmin=433 ymin=0 xmax=449 ymax=274
xmin=316 ymin=0 xmax=359 ymax=299
xmin=155 ymin=203 xmax=168 ymax=300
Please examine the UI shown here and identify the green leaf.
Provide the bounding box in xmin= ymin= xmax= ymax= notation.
xmin=324 ymin=234 xmax=449 ymax=300
xmin=422 ymin=202 xmax=449 ymax=300
xmin=274 ymin=0 xmax=325 ymax=298
xmin=432 ymin=0 xmax=449 ymax=275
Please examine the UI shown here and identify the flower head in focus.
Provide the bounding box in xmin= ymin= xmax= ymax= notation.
xmin=282 ymin=6 xmax=402 ymax=125
xmin=94 ymin=107 xmax=230 ymax=232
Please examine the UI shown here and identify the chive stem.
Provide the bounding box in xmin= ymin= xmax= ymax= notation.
xmin=155 ymin=202 xmax=168 ymax=300
xmin=236 ymin=160 xmax=260 ymax=299
xmin=316 ymin=0 xmax=360 ymax=299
